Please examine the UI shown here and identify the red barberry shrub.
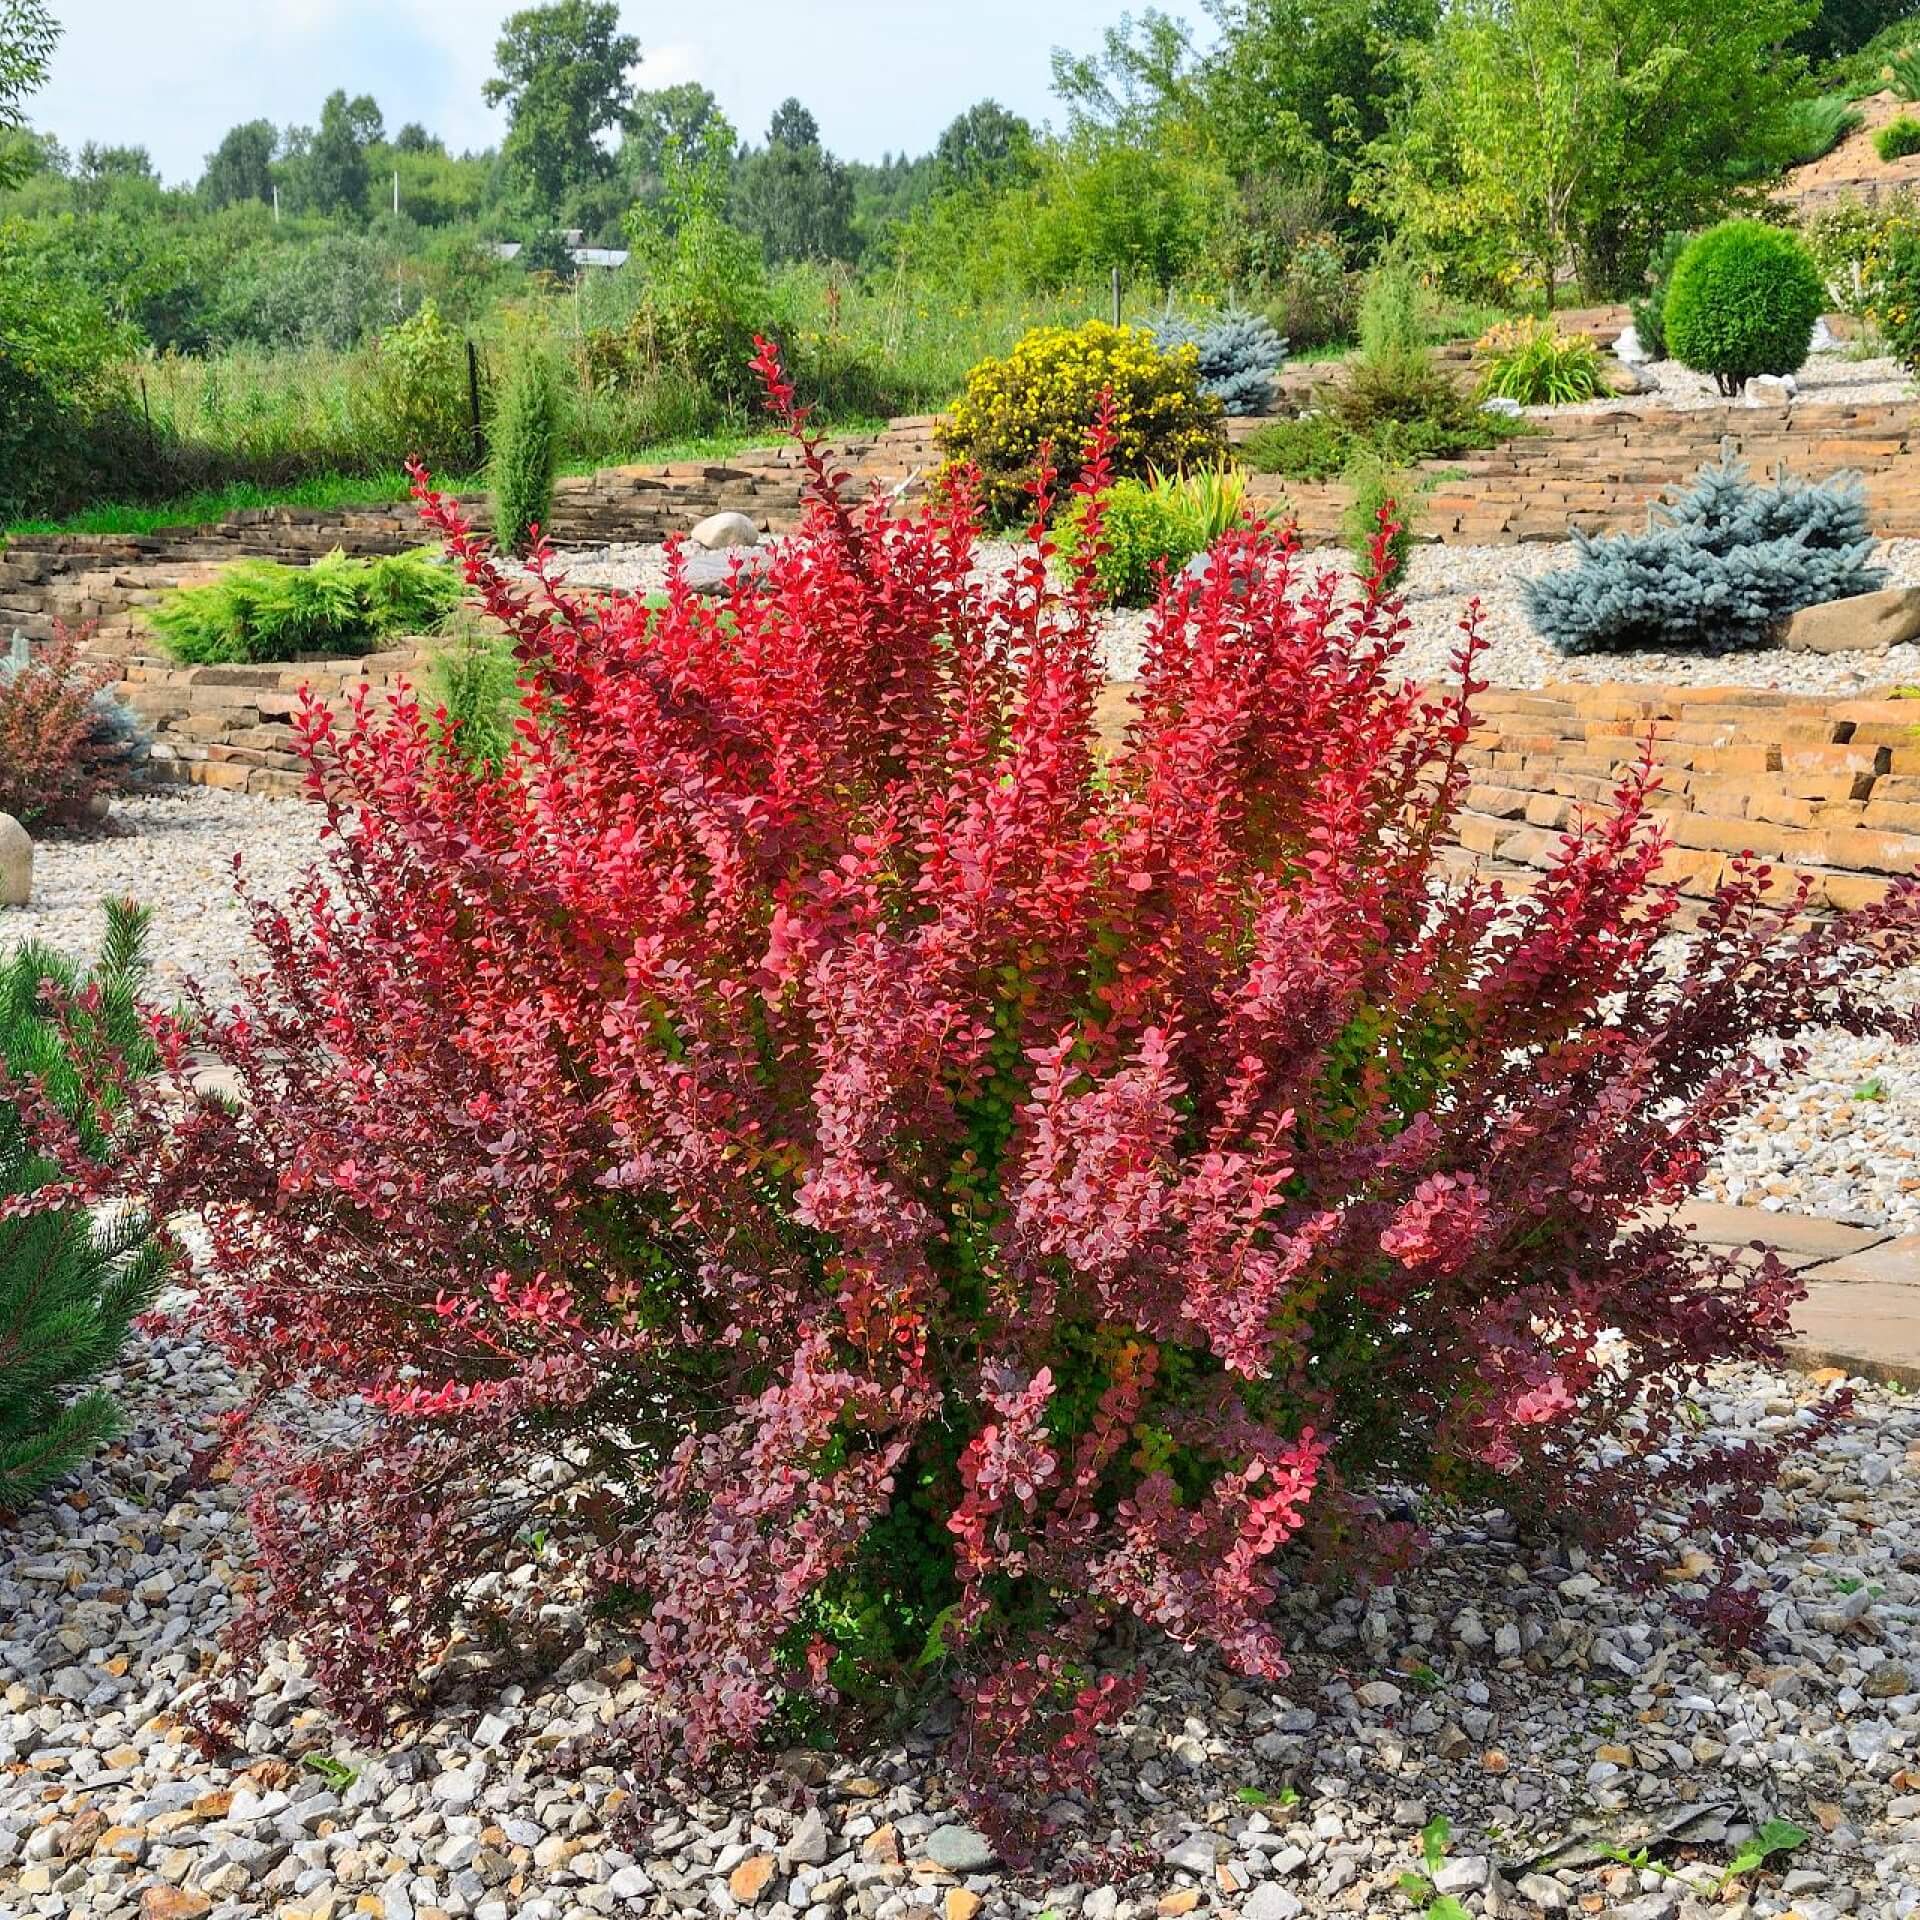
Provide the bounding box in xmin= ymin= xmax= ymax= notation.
xmin=128 ymin=343 xmax=1919 ymax=1828
xmin=0 ymin=624 xmax=138 ymax=828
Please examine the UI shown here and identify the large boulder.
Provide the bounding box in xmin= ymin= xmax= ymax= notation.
xmin=687 ymin=511 xmax=760 ymax=551
xmin=0 ymin=812 xmax=31 ymax=906
xmin=1782 ymin=585 xmax=1920 ymax=654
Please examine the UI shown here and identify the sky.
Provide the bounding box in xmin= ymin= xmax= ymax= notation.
xmin=27 ymin=0 xmax=1168 ymax=185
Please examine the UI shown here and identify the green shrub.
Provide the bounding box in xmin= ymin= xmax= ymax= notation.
xmin=1341 ymin=452 xmax=1419 ymax=587
xmin=429 ymin=625 xmax=521 ymax=773
xmin=1524 ymin=456 xmax=1884 ymax=654
xmin=146 ymin=548 xmax=462 ymax=664
xmin=1324 ymin=349 xmax=1456 ymax=436
xmin=609 ymin=127 xmax=785 ymax=411
xmin=1630 ymin=230 xmax=1692 ymax=360
xmin=1890 ymin=44 xmax=1920 ymax=101
xmin=936 ymin=320 xmax=1225 ymax=526
xmin=1664 ymin=221 xmax=1826 ymax=394
xmin=1357 ymin=256 xmax=1427 ymax=360
xmin=489 ymin=346 xmax=564 ymax=557
xmin=0 ymin=901 xmax=169 ymax=1512
xmin=1784 ymin=94 xmax=1865 ymax=166
xmin=1864 ymin=216 xmax=1920 ymax=365
xmin=1053 ymin=466 xmax=1255 ymax=607
xmin=1240 ymin=404 xmax=1530 ymax=482
xmin=0 ymin=221 xmax=143 ymax=523
xmin=1807 ymin=196 xmax=1918 ymax=315
xmin=363 ymin=299 xmax=473 ymax=479
xmin=1262 ymin=231 xmax=1355 ymax=352
xmin=1878 ymin=114 xmax=1920 ymax=160
xmin=1475 ymin=317 xmax=1611 ymax=404
xmin=1239 ymin=412 xmax=1357 ymax=482
xmin=212 ymin=230 xmax=413 ymax=352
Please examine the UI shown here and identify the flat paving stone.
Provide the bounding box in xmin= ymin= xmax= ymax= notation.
xmin=1779 ymin=1232 xmax=1920 ymax=1385
xmin=1674 ymin=1200 xmax=1893 ymax=1260
xmin=1793 ymin=1277 xmax=1920 ymax=1387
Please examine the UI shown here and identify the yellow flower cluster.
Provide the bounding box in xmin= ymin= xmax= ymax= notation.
xmin=935 ymin=320 xmax=1225 ymax=527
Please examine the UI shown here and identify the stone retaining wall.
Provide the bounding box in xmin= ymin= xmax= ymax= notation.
xmin=1244 ymin=400 xmax=1920 ymax=547
xmin=117 ymin=652 xmax=432 ymax=794
xmin=0 ymin=425 xmax=934 ymax=656
xmin=1456 ymin=684 xmax=1920 ymax=911
xmin=134 ymin=657 xmax=1920 ymax=926
xmin=6 ymin=395 xmax=1917 ymax=659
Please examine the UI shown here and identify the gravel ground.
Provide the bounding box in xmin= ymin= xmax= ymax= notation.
xmin=5 ymin=1341 xmax=1920 ymax=1920
xmin=544 ymin=540 xmax=1920 ymax=698
xmin=1080 ymin=542 xmax=1920 ymax=695
xmin=1550 ymin=348 xmax=1915 ymax=417
xmin=9 ymin=790 xmax=329 ymax=1001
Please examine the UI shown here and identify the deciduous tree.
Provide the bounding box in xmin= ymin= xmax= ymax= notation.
xmin=1361 ymin=0 xmax=1814 ymax=299
xmin=483 ymin=0 xmax=640 ymax=213
xmin=0 ymin=0 xmax=56 ymax=191
xmin=200 ymin=119 xmax=277 ymax=210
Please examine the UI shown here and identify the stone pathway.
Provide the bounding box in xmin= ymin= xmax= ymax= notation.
xmin=1678 ymin=1200 xmax=1920 ymax=1386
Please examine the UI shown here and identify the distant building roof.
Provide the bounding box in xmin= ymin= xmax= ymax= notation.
xmin=487 ymin=240 xmax=629 ymax=270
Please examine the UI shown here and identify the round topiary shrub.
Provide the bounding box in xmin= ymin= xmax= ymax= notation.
xmin=1663 ymin=220 xmax=1825 ymax=396
xmin=936 ymin=320 xmax=1225 ymax=526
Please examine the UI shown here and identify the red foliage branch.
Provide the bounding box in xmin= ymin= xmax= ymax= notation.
xmin=106 ymin=341 xmax=1920 ymax=1832
xmin=0 ymin=624 xmax=130 ymax=828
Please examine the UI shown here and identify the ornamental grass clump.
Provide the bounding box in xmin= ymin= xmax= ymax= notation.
xmin=1053 ymin=465 xmax=1256 ymax=607
xmin=105 ymin=343 xmax=1920 ymax=1836
xmin=1474 ymin=318 xmax=1610 ymax=406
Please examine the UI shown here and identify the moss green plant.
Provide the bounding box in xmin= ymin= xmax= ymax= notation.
xmin=145 ymin=548 xmax=463 ymax=665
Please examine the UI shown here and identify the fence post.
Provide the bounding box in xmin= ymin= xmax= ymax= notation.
xmin=1111 ymin=266 xmax=1121 ymax=328
xmin=466 ymin=340 xmax=485 ymax=472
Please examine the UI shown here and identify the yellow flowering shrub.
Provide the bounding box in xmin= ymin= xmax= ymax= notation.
xmin=1861 ymin=218 xmax=1920 ymax=372
xmin=935 ymin=321 xmax=1225 ymax=527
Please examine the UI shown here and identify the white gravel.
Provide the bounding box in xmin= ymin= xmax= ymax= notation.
xmin=543 ymin=539 xmax=1920 ymax=697
xmin=6 ymin=1336 xmax=1920 ymax=1919
xmin=5 ymin=790 xmax=328 ymax=1001
xmin=1550 ymin=348 xmax=1915 ymax=417
xmin=1083 ymin=541 xmax=1920 ymax=695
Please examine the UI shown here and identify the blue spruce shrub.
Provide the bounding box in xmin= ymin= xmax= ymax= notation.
xmin=1524 ymin=456 xmax=1885 ymax=656
xmin=1154 ymin=311 xmax=1288 ymax=416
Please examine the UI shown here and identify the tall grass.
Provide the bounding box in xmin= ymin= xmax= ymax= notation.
xmin=16 ymin=263 xmax=1529 ymax=537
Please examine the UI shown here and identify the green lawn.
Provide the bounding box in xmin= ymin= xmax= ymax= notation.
xmin=1 ymin=421 xmax=893 ymax=543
